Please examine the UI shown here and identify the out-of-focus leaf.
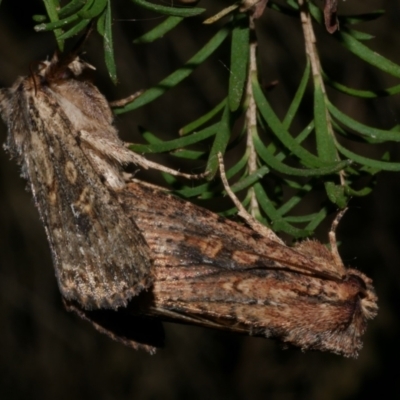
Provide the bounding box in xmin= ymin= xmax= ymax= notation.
xmin=329 ymin=102 xmax=400 ymax=142
xmin=103 ymin=0 xmax=117 ymax=83
xmin=337 ymin=29 xmax=400 ymax=78
xmin=323 ymin=71 xmax=400 ymax=98
xmin=254 ymin=183 xmax=311 ymax=237
xmin=253 ymin=74 xmax=331 ymax=168
xmin=283 ymin=62 xmax=310 ymax=129
xmin=339 ymin=9 xmax=385 ymax=24
xmin=134 ymin=16 xmax=183 ymax=43
xmin=229 ymin=13 xmax=249 ymax=111
xmin=57 ymin=18 xmax=90 ymax=40
xmin=78 ymin=0 xmax=107 ymax=19
xmin=129 ymin=123 xmax=218 ymax=153
xmin=336 ymin=142 xmax=400 ymax=171
xmin=42 ymin=0 xmax=64 ymax=49
xmin=254 ymin=132 xmax=351 ymax=176
xmin=180 ymin=98 xmax=226 ymax=135
xmin=305 ymin=208 xmax=328 ymax=232
xmin=114 ymin=26 xmax=231 ymax=114
xmin=205 ymin=104 xmax=231 ymax=179
xmin=228 ymin=166 xmax=269 ymax=193
xmin=131 ymin=0 xmax=205 ymax=17
xmin=59 ymin=0 xmax=86 ymax=18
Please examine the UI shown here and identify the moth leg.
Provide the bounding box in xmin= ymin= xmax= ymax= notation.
xmin=217 ymin=152 xmax=284 ymax=244
xmin=109 ymin=91 xmax=144 ymax=108
xmin=329 ymin=208 xmax=347 ymax=271
xmin=78 ymin=130 xmax=207 ymax=180
xmin=123 ymin=147 xmax=209 ymax=180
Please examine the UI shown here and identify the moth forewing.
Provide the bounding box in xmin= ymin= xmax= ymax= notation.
xmin=0 ymin=55 xmax=153 ymax=310
xmin=147 ymin=268 xmax=375 ymax=357
xmin=117 ymin=181 xmax=378 ymax=358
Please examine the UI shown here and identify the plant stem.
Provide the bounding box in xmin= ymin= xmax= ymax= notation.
xmin=245 ymin=13 xmax=260 ymax=218
xmin=298 ymin=0 xmax=345 ymax=185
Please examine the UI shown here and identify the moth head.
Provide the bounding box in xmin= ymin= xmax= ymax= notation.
xmin=346 ymin=269 xmax=378 ymax=321
xmin=37 ymin=53 xmax=96 ymax=83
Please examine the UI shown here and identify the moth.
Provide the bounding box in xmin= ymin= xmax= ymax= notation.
xmin=67 ymin=180 xmax=377 ymax=358
xmin=0 ymin=54 xmax=153 ymax=309
xmin=0 ymin=55 xmax=378 ymax=358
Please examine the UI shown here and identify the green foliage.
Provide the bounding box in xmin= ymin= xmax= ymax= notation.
xmin=32 ymin=0 xmax=400 ymax=238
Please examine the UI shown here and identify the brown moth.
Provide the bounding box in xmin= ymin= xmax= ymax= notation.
xmin=68 ymin=179 xmax=378 ymax=358
xmin=0 ymin=55 xmax=378 ymax=357
xmin=0 ymin=54 xmax=153 ymax=309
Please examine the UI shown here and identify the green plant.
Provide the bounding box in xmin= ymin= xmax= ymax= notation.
xmin=32 ymin=0 xmax=400 ymax=239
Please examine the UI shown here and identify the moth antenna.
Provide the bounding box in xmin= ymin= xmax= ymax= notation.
xmin=65 ymin=20 xmax=94 ymax=62
xmin=74 ymin=21 xmax=94 ymax=52
xmin=329 ymin=208 xmax=348 ymax=270
xmin=217 ymin=152 xmax=283 ymax=244
xmin=49 ymin=21 xmax=95 ymax=75
xmin=29 ymin=62 xmax=40 ymax=95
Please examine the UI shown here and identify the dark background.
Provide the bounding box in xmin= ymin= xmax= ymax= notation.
xmin=0 ymin=1 xmax=400 ymax=399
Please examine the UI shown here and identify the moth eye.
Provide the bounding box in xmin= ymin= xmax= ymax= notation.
xmin=346 ymin=273 xmax=368 ymax=298
xmin=347 ymin=274 xmax=367 ymax=290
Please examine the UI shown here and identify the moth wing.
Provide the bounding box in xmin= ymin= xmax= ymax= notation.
xmin=6 ymin=84 xmax=152 ymax=309
xmin=146 ymin=266 xmax=364 ymax=357
xmin=122 ymin=182 xmax=344 ymax=281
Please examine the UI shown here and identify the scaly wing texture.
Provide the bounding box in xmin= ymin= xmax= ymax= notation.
xmin=118 ymin=182 xmax=378 ymax=357
xmin=0 ymin=72 xmax=152 ymax=310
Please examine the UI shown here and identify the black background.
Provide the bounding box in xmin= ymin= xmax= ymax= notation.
xmin=0 ymin=1 xmax=400 ymax=399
